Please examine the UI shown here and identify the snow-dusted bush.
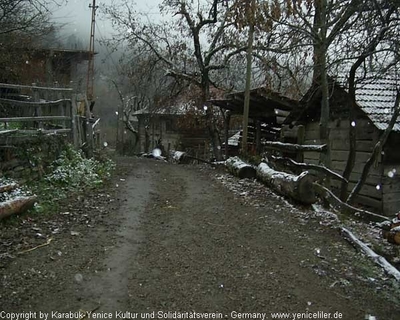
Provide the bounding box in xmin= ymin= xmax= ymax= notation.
xmin=44 ymin=144 xmax=115 ymax=190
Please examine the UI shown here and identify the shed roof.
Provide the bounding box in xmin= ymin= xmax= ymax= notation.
xmin=350 ymin=77 xmax=399 ymax=131
xmin=286 ymin=76 xmax=400 ymax=132
xmin=132 ymin=103 xmax=195 ymax=116
xmin=209 ymin=86 xmax=296 ymax=124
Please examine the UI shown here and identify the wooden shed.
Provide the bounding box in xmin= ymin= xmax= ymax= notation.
xmin=284 ymin=77 xmax=400 ymax=215
xmin=2 ymin=48 xmax=92 ymax=88
xmin=132 ymin=104 xmax=209 ymax=156
xmin=210 ymin=86 xmax=296 ymax=155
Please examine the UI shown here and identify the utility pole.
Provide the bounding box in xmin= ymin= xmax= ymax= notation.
xmin=241 ymin=0 xmax=255 ymax=155
xmin=84 ymin=0 xmax=98 ymax=158
xmin=87 ymin=0 xmax=98 ymax=103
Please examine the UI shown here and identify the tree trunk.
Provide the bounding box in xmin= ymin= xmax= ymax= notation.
xmin=206 ymin=106 xmax=223 ymax=161
xmin=313 ymin=0 xmax=331 ymax=174
xmin=225 ymin=156 xmax=256 ymax=179
xmin=242 ymin=0 xmax=255 ymax=154
xmin=0 ymin=196 xmax=37 ymax=220
xmin=256 ymin=162 xmax=317 ymax=204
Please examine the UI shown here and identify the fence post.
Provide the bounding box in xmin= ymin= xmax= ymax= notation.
xmin=71 ymin=94 xmax=79 ymax=148
xmin=84 ymin=96 xmax=93 ymax=157
xmin=32 ymin=86 xmax=43 ymax=129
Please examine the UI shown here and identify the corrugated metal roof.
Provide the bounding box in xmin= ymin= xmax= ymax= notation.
xmin=339 ymin=77 xmax=400 ymax=132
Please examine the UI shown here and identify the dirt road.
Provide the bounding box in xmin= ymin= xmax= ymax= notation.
xmin=1 ymin=158 xmax=399 ymax=319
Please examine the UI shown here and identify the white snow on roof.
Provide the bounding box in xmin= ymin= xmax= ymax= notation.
xmin=338 ymin=76 xmax=400 ymax=132
xmin=132 ymin=102 xmax=197 ymax=116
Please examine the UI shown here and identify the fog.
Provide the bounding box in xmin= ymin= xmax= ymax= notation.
xmin=51 ymin=0 xmax=162 ymax=48
xmin=46 ymin=1 xmax=165 ymax=145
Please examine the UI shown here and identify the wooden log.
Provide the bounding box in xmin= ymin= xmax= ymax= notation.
xmin=172 ymin=151 xmax=191 ymax=164
xmin=0 ymin=183 xmax=18 ymax=193
xmin=263 ymin=141 xmax=327 ymax=152
xmin=341 ymin=227 xmax=400 ymax=281
xmin=256 ymin=162 xmax=317 ymax=204
xmin=0 ymin=196 xmax=37 ymax=220
xmin=381 ymin=217 xmax=400 ymax=245
xmin=386 ymin=227 xmax=400 ymax=245
xmin=225 ymin=156 xmax=256 ymax=179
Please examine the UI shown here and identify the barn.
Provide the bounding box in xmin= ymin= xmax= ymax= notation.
xmin=283 ymin=77 xmax=400 ymax=215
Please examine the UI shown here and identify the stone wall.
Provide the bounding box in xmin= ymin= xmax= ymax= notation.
xmin=0 ymin=135 xmax=68 ymax=182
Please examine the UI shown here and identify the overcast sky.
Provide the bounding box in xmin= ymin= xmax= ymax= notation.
xmin=51 ymin=0 xmax=162 ymax=43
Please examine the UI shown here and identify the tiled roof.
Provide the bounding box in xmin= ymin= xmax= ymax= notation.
xmin=340 ymin=77 xmax=400 ymax=131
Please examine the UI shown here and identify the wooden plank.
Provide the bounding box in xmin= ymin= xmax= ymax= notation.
xmin=334 ymin=176 xmax=383 ymax=196
xmin=0 ymin=116 xmax=71 ymax=122
xmin=382 ymin=192 xmax=400 ymax=202
xmin=330 ymin=150 xmax=379 ymax=163
xmin=0 ymin=129 xmax=18 ymax=135
xmin=18 ymin=129 xmax=71 ymax=134
xmin=382 ymin=175 xmax=400 ymax=194
xmin=281 ymin=125 xmax=299 ymax=139
xmin=32 ymin=88 xmax=43 ymax=130
xmin=0 ymin=98 xmax=71 ymax=107
xmin=327 ymin=125 xmax=376 ymax=141
xmin=352 ymin=194 xmax=382 ymax=212
xmin=350 ymin=172 xmax=381 ymax=185
xmin=331 ymin=161 xmax=381 ymax=175
xmin=383 ymin=200 xmax=400 ymax=216
xmin=331 ymin=139 xmax=375 ymax=152
xmin=305 ymin=130 xmax=320 ymax=140
xmin=304 ymin=139 xmax=322 ymax=145
xmin=0 ymin=83 xmax=73 ymax=92
xmin=303 ymin=159 xmax=319 ymax=165
xmin=71 ymin=95 xmax=79 ymax=148
xmin=347 ymin=181 xmax=382 ymax=199
xmin=304 ymin=151 xmax=321 ymax=161
xmin=330 ymin=182 xmax=382 ymax=212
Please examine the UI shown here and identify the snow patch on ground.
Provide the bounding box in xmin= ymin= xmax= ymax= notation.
xmin=210 ymin=168 xmax=400 ymax=278
xmin=0 ymin=178 xmax=32 ymax=203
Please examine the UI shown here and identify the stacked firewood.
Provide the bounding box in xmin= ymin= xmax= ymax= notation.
xmin=381 ymin=213 xmax=400 ymax=245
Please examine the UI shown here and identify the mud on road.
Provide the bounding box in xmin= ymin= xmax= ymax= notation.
xmin=1 ymin=157 xmax=400 ymax=319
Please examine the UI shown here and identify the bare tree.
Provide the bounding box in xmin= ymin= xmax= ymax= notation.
xmin=105 ymin=0 xmax=265 ymax=160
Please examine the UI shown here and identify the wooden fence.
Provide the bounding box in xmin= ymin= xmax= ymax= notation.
xmin=0 ymin=83 xmax=96 ymax=156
